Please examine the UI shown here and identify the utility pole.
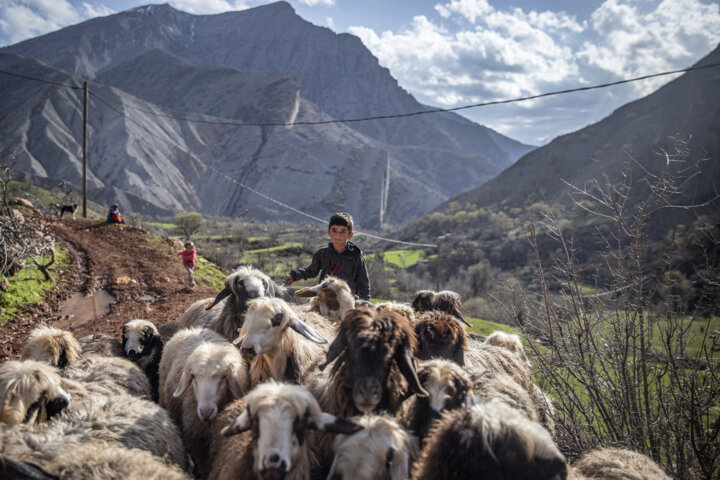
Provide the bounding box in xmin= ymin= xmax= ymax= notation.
xmin=82 ymin=81 xmax=88 ymax=218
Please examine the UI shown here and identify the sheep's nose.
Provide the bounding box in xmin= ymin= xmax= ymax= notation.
xmin=241 ymin=346 xmax=256 ymax=358
xmin=198 ymin=405 xmax=217 ymax=420
xmin=261 ymin=455 xmax=287 ymax=480
xmin=353 ymin=379 xmax=382 ymax=412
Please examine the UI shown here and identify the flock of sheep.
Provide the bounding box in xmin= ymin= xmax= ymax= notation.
xmin=0 ymin=265 xmax=672 ymax=479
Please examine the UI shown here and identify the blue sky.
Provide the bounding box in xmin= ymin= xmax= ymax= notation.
xmin=1 ymin=0 xmax=719 ymax=145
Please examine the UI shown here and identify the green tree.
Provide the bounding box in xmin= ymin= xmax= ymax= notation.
xmin=174 ymin=212 xmax=204 ymax=240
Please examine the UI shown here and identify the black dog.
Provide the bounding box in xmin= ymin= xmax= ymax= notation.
xmin=59 ymin=203 xmax=78 ymax=219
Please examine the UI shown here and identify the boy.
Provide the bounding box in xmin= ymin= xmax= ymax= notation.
xmin=284 ymin=212 xmax=371 ymax=300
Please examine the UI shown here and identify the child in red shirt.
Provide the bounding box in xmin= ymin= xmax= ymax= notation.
xmin=178 ymin=241 xmax=196 ymax=286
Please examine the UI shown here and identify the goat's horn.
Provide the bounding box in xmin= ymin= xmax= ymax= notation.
xmin=289 ymin=316 xmax=327 ymax=344
xmin=395 ymin=344 xmax=428 ymax=397
xmin=206 ymin=286 xmax=232 ymax=310
xmin=320 ymin=332 xmax=347 ymax=370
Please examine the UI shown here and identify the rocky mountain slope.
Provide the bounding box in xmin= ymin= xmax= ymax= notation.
xmin=0 ymin=1 xmax=534 ymax=227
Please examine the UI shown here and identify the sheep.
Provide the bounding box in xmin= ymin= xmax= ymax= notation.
xmin=412 ymin=398 xmax=568 ymax=480
xmin=294 ymin=276 xmax=355 ymax=323
xmin=235 ymin=297 xmax=328 ymax=389
xmin=0 ymin=360 xmax=188 ymax=470
xmin=463 ymin=341 xmax=537 ymax=398
xmin=411 ymin=290 xmax=472 ymax=327
xmin=413 ymin=310 xmax=467 ymax=366
xmin=179 ymin=265 xmax=276 ymax=341
xmin=310 ymin=306 xmax=428 ymax=419
xmin=122 ymin=319 xmax=164 ymax=401
xmin=485 ymin=330 xmax=533 ymax=367
xmin=571 ymin=447 xmax=671 ymax=480
xmin=328 ymin=414 xmax=418 ymax=480
xmin=410 ymin=290 xmax=435 ymax=313
xmin=209 ymin=381 xmax=362 ymax=480
xmin=77 ymin=333 xmax=125 ymax=357
xmin=20 ymin=325 xmax=82 ymax=368
xmin=535 ymin=385 xmax=557 ymax=437
xmin=375 ymin=301 xmax=416 ymax=325
xmin=159 ymin=327 xmax=249 ymax=478
xmin=62 ymin=354 xmax=152 ymax=400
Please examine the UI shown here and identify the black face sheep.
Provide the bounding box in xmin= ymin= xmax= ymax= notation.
xmin=122 ymin=319 xmax=164 ymax=401
xmin=328 ymin=414 xmax=418 ymax=480
xmin=294 ymin=276 xmax=355 ymax=323
xmin=413 ymin=310 xmax=467 ymax=366
xmin=315 ymin=306 xmax=428 ymax=417
xmin=209 ymin=381 xmax=362 ymax=480
xmin=159 ymin=327 xmax=249 ymax=478
xmin=235 ymin=297 xmax=328 ymax=389
xmin=20 ymin=325 xmax=82 ymax=369
xmin=179 ymin=265 xmax=275 ymax=341
xmin=412 ymin=398 xmax=569 ymax=480
xmin=571 ymin=447 xmax=671 ymax=480
xmin=0 ymin=360 xmax=70 ymax=426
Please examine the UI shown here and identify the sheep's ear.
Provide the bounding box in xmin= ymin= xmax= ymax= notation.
xmin=395 ymin=342 xmax=428 ymax=397
xmin=294 ymin=285 xmax=321 ymax=298
xmin=266 ymin=278 xmax=275 ymax=297
xmin=227 ymin=374 xmax=245 ymax=398
xmin=206 ymin=287 xmax=232 ymax=310
xmin=173 ymin=368 xmax=193 ymax=397
xmin=308 ymin=412 xmax=363 ymax=435
xmin=221 ymin=410 xmax=251 ymax=436
xmin=320 ymin=331 xmax=347 ymax=370
xmin=289 ymin=316 xmax=327 ymax=344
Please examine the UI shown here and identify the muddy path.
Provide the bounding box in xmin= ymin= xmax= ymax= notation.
xmin=1 ymin=217 xmax=219 ymax=362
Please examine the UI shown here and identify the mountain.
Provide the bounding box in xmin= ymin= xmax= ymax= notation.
xmin=0 ymin=2 xmax=534 ymax=227
xmin=444 ymin=44 xmax=720 ymax=224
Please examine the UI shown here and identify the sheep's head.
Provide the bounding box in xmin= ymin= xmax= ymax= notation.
xmin=321 ymin=306 xmax=427 ymax=413
xmin=485 ymin=331 xmax=533 ymax=367
xmin=0 ymin=360 xmax=70 ymax=425
xmin=236 ymin=297 xmax=327 ymax=358
xmin=414 ymin=311 xmax=467 ymax=366
xmin=173 ymin=343 xmax=247 ymax=421
xmin=205 ymin=266 xmax=275 ymax=312
xmin=295 ymin=276 xmax=354 ymax=321
xmin=20 ymin=325 xmax=81 ymax=369
xmin=414 ymin=359 xmax=472 ymax=440
xmin=432 ymin=290 xmax=471 ymax=327
xmin=329 ymin=414 xmax=417 ymax=480
xmin=221 ymin=381 xmax=362 ymax=480
xmin=375 ymin=302 xmax=415 ymax=325
xmin=122 ymin=319 xmax=160 ymax=361
xmin=410 ymin=290 xmax=435 ymax=313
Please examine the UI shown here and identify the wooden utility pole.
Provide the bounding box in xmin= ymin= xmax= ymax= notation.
xmin=82 ymin=81 xmax=88 ymax=218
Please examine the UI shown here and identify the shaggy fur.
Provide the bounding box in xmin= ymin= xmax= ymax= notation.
xmin=571 ymin=447 xmax=671 ymax=480
xmin=535 ymin=386 xmax=557 ymax=437
xmin=159 ymin=327 xmax=248 ymax=478
xmin=209 ymin=382 xmax=362 ymax=480
xmin=0 ymin=361 xmax=70 ymax=426
xmin=122 ymin=319 xmax=164 ymax=401
xmin=294 ymin=276 xmax=355 ymax=323
xmin=20 ymin=326 xmax=82 ymax=369
xmin=77 ymin=333 xmax=124 ymax=357
xmin=179 ymin=266 xmax=276 ymax=341
xmin=485 ymin=330 xmax=533 ymax=366
xmin=412 ymin=399 xmax=568 ymax=480
xmin=62 ymin=354 xmax=152 ymax=400
xmin=236 ymin=297 xmax=328 ymax=389
xmin=329 ymin=414 xmax=418 ymax=480
xmin=410 ymin=290 xmax=435 ymax=313
xmin=464 ymin=342 xmax=537 ymax=399
xmin=375 ymin=302 xmax=416 ymax=325
xmin=413 ymin=311 xmax=467 ymax=365
xmin=158 ymin=321 xmax=180 ymax=342
xmin=470 ymin=368 xmax=539 ymax=422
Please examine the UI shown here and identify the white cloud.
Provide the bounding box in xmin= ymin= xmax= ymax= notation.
xmin=82 ymin=2 xmax=114 ymax=19
xmin=0 ymin=0 xmax=82 ymax=44
xmin=167 ymin=0 xmax=253 ymax=14
xmin=435 ymin=0 xmax=492 ymax=23
xmin=297 ymin=0 xmax=335 ymax=6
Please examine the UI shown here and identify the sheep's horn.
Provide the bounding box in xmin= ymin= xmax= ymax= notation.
xmin=320 ymin=332 xmax=347 ymax=370
xmin=308 ymin=412 xmax=363 ymax=434
xmin=221 ymin=409 xmax=252 ymax=436
xmin=456 ymin=314 xmax=472 ymax=327
xmin=294 ymin=285 xmax=321 ymax=298
xmin=206 ymin=287 xmax=231 ymax=310
xmin=395 ymin=344 xmax=428 ymax=397
xmin=289 ymin=317 xmax=327 ymax=344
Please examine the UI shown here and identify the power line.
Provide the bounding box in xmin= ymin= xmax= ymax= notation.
xmin=0 ymin=68 xmax=81 ymax=90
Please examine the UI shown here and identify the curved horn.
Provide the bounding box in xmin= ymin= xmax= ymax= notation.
xmin=394 ymin=341 xmax=428 ymax=397
xmin=206 ymin=286 xmax=232 ymax=310
xmin=289 ymin=316 xmax=327 ymax=344
xmin=320 ymin=330 xmax=347 ymax=371
xmin=266 ymin=277 xmax=276 ymax=297
xmin=221 ymin=409 xmax=252 ymax=437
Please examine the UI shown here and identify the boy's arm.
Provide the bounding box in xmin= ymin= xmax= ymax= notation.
xmin=290 ymin=249 xmax=322 ymax=281
xmin=355 ymin=255 xmax=371 ymax=300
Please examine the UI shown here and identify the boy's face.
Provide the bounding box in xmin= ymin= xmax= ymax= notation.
xmin=328 ymin=225 xmax=353 ymax=252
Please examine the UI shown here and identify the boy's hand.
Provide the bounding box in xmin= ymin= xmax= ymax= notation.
xmin=283 ymin=275 xmax=294 ymax=286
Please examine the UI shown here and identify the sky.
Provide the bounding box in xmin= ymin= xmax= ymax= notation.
xmin=1 ymin=0 xmax=719 ymax=146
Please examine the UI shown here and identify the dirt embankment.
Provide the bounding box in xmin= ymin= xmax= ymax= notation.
xmin=1 ymin=217 xmax=218 ymax=361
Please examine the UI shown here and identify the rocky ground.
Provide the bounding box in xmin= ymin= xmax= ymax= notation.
xmin=1 ymin=217 xmax=218 ymax=361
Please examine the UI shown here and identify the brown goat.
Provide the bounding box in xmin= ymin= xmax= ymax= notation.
xmin=413 ymin=311 xmax=467 ymax=366
xmin=411 ymin=290 xmax=471 ymax=327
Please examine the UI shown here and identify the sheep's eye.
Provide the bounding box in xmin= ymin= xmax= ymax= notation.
xmin=271 ymin=313 xmax=283 ymax=326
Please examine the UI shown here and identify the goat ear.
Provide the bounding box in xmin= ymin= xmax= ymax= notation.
xmin=221 ymin=410 xmax=252 ymax=437
xmin=206 ymin=287 xmax=232 ymax=310
xmin=320 ymin=332 xmax=347 ymax=370
xmin=395 ymin=342 xmax=428 ymax=397
xmin=308 ymin=411 xmax=363 ymax=435
xmin=289 ymin=316 xmax=327 ymax=344
xmin=227 ymin=374 xmax=245 ymax=398
xmin=173 ymin=368 xmax=193 ymax=397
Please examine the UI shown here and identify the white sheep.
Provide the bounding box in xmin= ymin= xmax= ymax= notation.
xmin=179 ymin=265 xmax=275 ymax=341
xmin=159 ymin=327 xmax=249 ymax=478
xmin=485 ymin=330 xmax=533 ymax=367
xmin=122 ymin=319 xmax=165 ymax=401
xmin=62 ymin=353 xmax=152 ymax=400
xmin=294 ymin=276 xmax=355 ymax=322
xmin=0 ymin=360 xmax=70 ymax=426
xmin=20 ymin=325 xmax=82 ymax=368
xmin=209 ymin=381 xmax=362 ymax=480
xmin=328 ymin=414 xmax=418 ymax=480
xmin=236 ymin=296 xmax=328 ymax=389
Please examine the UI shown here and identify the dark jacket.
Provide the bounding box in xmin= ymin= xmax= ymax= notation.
xmin=290 ymin=241 xmax=371 ymax=300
